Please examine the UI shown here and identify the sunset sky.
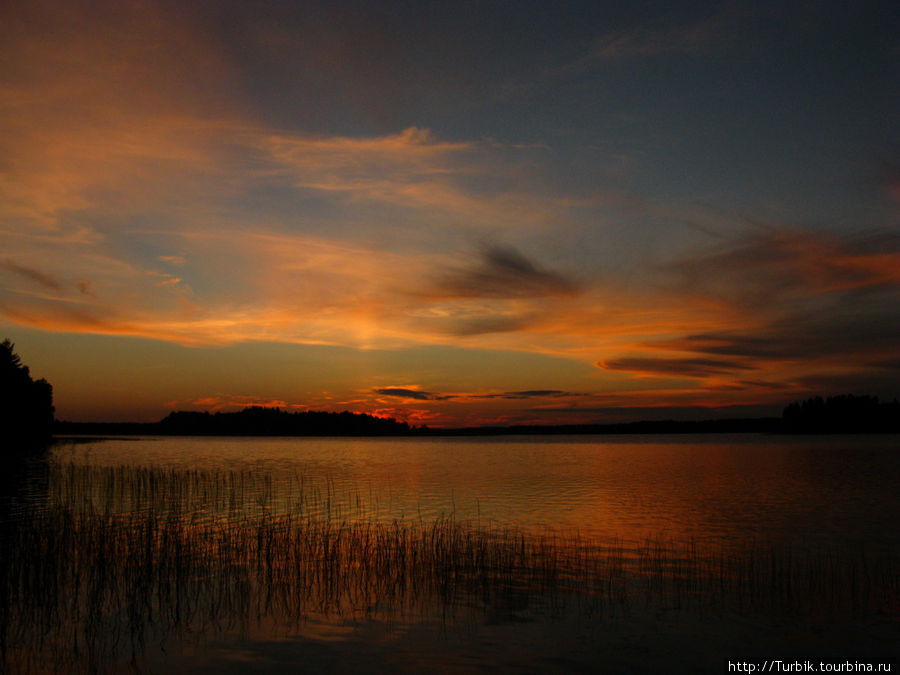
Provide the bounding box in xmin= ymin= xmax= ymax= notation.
xmin=1 ymin=0 xmax=897 ymax=426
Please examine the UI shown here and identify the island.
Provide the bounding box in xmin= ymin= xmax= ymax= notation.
xmin=52 ymin=395 xmax=899 ymax=437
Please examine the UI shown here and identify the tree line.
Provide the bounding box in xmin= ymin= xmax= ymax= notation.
xmin=781 ymin=394 xmax=899 ymax=433
xmin=3 ymin=338 xmax=899 ymax=444
xmin=155 ymin=407 xmax=410 ymax=436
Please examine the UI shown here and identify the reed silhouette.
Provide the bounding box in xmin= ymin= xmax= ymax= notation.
xmin=1 ymin=462 xmax=896 ymax=673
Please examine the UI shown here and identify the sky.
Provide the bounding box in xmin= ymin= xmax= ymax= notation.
xmin=1 ymin=0 xmax=898 ymax=426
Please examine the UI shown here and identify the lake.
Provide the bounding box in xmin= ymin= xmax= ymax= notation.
xmin=1 ymin=434 xmax=897 ymax=673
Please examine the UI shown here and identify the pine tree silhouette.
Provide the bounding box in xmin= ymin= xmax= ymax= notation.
xmin=1 ymin=339 xmax=54 ymax=448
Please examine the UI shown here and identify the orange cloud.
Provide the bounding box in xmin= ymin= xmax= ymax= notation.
xmin=6 ymin=217 xmax=896 ymax=424
xmin=0 ymin=1 xmax=237 ymax=229
xmin=165 ymin=395 xmax=295 ymax=413
xmin=257 ymin=126 xmax=563 ymax=229
xmin=0 ymin=226 xmax=747 ymax=357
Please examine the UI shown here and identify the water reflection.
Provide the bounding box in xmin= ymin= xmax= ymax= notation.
xmin=0 ymin=448 xmax=49 ymax=520
xmin=48 ymin=435 xmax=900 ymax=547
xmin=1 ymin=446 xmax=897 ymax=673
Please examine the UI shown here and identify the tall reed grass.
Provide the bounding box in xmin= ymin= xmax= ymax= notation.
xmin=1 ymin=463 xmax=896 ymax=673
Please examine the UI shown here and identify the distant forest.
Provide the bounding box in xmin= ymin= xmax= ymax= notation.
xmin=157 ymin=408 xmax=410 ymax=436
xmin=780 ymin=394 xmax=899 ymax=433
xmin=3 ymin=336 xmax=897 ymax=439
xmin=54 ymin=407 xmax=411 ymax=437
xmin=5 ymin=335 xmax=897 ymax=444
xmin=52 ymin=394 xmax=900 ymax=437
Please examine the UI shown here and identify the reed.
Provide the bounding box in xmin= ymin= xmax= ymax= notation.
xmin=1 ymin=462 xmax=896 ymax=673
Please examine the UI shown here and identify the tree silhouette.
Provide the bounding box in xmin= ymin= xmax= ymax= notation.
xmin=0 ymin=339 xmax=54 ymax=447
xmin=782 ymin=394 xmax=899 ymax=433
xmin=157 ymin=406 xmax=410 ymax=436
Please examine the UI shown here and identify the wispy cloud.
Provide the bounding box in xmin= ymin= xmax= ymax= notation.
xmin=496 ymin=4 xmax=750 ymax=100
xmin=600 ymin=227 xmax=900 ymax=396
xmin=666 ymin=228 xmax=900 ymax=306
xmin=589 ymin=22 xmax=723 ymax=61
xmin=583 ymin=4 xmax=754 ymax=63
xmin=600 ymin=357 xmax=754 ymax=379
xmin=0 ymin=1 xmax=235 ymax=231
xmin=372 ymin=387 xmax=583 ymax=403
xmin=258 ymin=126 xmax=562 ymax=230
xmin=75 ymin=280 xmax=95 ymax=297
xmin=663 ymin=308 xmax=900 ymax=362
xmin=9 ymin=197 xmax=894 ymax=411
xmin=2 ymin=26 xmax=580 ymax=349
xmin=373 ymin=387 xmax=448 ymax=401
xmin=165 ymin=395 xmax=301 ymax=413
xmin=430 ymin=245 xmax=581 ymax=300
xmin=1 ymin=260 xmax=63 ymax=292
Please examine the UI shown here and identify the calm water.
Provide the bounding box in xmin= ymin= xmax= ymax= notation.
xmin=2 ymin=434 xmax=898 ymax=673
xmin=48 ymin=433 xmax=900 ymax=547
